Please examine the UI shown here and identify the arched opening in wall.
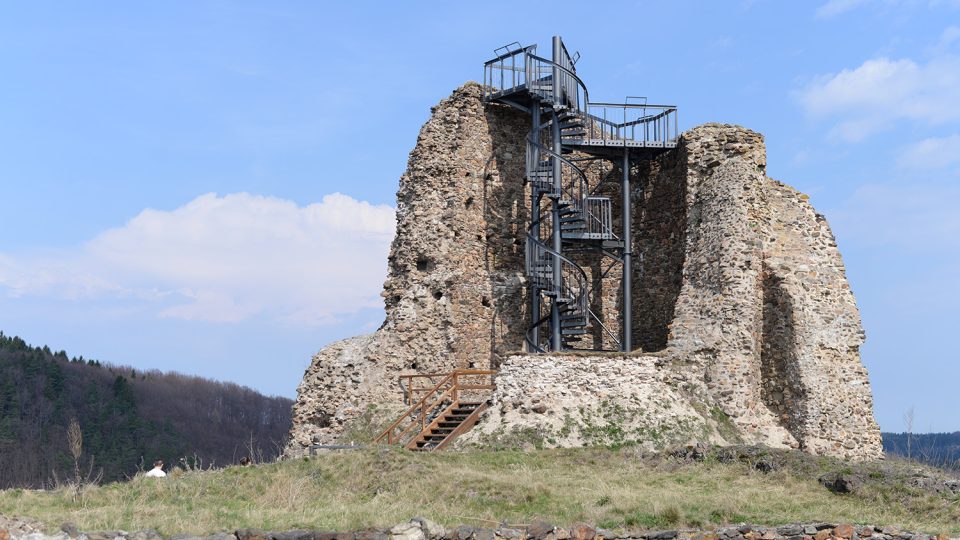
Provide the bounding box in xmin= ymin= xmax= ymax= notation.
xmin=761 ymin=270 xmax=808 ymax=444
xmin=633 ymin=149 xmax=688 ymax=352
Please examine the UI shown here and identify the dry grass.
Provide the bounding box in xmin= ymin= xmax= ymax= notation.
xmin=1 ymin=448 xmax=958 ymax=536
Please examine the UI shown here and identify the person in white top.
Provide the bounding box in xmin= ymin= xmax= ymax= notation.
xmin=144 ymin=460 xmax=166 ymax=478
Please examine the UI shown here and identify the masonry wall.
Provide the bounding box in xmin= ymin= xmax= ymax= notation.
xmin=284 ymin=84 xmax=532 ymax=455
xmin=632 ymin=149 xmax=688 ymax=352
xmin=285 ymin=86 xmax=883 ymax=461
xmin=649 ymin=124 xmax=881 ymax=459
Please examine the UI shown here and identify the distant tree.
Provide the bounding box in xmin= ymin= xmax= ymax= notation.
xmin=0 ymin=331 xmax=293 ymax=488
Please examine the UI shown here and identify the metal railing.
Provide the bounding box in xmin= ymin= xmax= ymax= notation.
xmin=584 ymin=197 xmax=616 ymax=239
xmin=482 ymin=46 xmax=588 ymax=116
xmin=526 ymin=135 xmax=588 ymax=223
xmin=483 ymin=45 xmax=535 ymax=99
xmin=483 ymin=46 xmax=677 ymax=147
xmin=582 ymin=103 xmax=679 ymax=146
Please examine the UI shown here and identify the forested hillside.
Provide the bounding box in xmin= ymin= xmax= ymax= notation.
xmin=0 ymin=332 xmax=293 ymax=488
xmin=883 ymin=432 xmax=960 ymax=469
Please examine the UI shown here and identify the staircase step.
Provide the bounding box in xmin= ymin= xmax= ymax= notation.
xmin=561 ymin=328 xmax=588 ymax=336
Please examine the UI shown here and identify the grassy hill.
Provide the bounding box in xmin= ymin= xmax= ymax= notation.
xmin=0 ymin=332 xmax=293 ymax=488
xmin=0 ymin=446 xmax=958 ymax=536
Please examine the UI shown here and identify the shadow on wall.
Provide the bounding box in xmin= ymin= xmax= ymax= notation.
xmin=760 ymin=269 xmax=808 ymax=445
xmin=482 ymin=103 xmax=530 ymax=367
xmin=633 ymin=146 xmax=689 ymax=352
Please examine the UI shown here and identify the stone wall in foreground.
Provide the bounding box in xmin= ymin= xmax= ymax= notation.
xmin=285 ymin=84 xmax=882 ymax=461
xmin=11 ymin=518 xmax=957 ymax=540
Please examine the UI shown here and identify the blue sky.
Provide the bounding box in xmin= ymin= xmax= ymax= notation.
xmin=1 ymin=1 xmax=958 ymax=432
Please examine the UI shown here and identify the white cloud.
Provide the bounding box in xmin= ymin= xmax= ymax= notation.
xmin=898 ymin=134 xmax=960 ymax=170
xmin=0 ymin=192 xmax=396 ymax=325
xmin=831 ymin=182 xmax=960 ymax=250
xmin=936 ymin=25 xmax=960 ymax=52
xmin=816 ymin=0 xmax=872 ymax=18
xmin=816 ymin=0 xmax=960 ymax=18
xmin=797 ymin=55 xmax=960 ymax=141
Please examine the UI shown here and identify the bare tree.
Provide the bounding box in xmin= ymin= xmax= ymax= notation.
xmin=66 ymin=418 xmax=84 ymax=499
xmin=903 ymin=406 xmax=915 ymax=460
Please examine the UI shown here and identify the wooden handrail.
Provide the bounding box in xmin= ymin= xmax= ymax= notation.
xmin=399 ymin=369 xmax=498 ymax=405
xmin=375 ymin=369 xmax=497 ymax=446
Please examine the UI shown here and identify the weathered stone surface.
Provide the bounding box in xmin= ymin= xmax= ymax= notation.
xmin=18 ymin=534 xmax=69 ymax=540
xmin=236 ymin=529 xmax=268 ymax=540
xmin=526 ymin=523 xmax=554 ymax=540
xmin=568 ymin=524 xmax=595 ymax=540
xmin=284 ymin=85 xmax=882 ymax=462
xmin=833 ymin=525 xmax=855 ymax=540
xmin=458 ymin=354 xmax=718 ymax=449
xmin=389 ymin=523 xmax=426 ymax=540
xmin=284 ymin=82 xmax=528 ymax=456
xmin=819 ymin=472 xmax=864 ymax=494
xmin=126 ymin=532 xmax=164 ymax=540
xmin=412 ymin=519 xmax=444 ymax=540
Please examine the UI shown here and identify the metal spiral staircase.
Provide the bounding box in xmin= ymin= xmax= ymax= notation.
xmin=482 ymin=37 xmax=678 ymax=353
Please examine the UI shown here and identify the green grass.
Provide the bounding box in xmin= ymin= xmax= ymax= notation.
xmin=1 ymin=447 xmax=958 ymax=536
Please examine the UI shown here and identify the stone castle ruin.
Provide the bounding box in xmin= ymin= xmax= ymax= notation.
xmin=284 ymin=38 xmax=883 ymax=461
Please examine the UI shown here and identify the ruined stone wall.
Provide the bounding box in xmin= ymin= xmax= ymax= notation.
xmin=284 ymin=83 xmax=532 ymax=455
xmin=639 ymin=124 xmax=880 ymax=459
xmin=458 ymin=353 xmax=730 ymax=449
xmin=758 ymin=179 xmax=881 ymax=457
xmin=381 ymin=83 xmax=530 ymax=373
xmin=632 ymin=149 xmax=688 ymax=352
xmin=286 ymin=86 xmax=882 ymax=461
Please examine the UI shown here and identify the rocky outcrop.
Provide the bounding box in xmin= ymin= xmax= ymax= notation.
xmin=285 ymin=84 xmax=882 ymax=461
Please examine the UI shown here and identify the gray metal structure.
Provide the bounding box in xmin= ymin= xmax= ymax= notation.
xmin=482 ymin=37 xmax=678 ymax=353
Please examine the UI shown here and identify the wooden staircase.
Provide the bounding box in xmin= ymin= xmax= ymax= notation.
xmin=374 ymin=370 xmax=496 ymax=452
xmin=409 ymin=401 xmax=486 ymax=451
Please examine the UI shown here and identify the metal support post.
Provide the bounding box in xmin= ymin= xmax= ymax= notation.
xmin=622 ymin=148 xmax=632 ymax=352
xmin=550 ymin=112 xmax=563 ymax=351
xmin=551 ymin=109 xmax=563 ymax=351
xmin=530 ymin=104 xmax=541 ymax=351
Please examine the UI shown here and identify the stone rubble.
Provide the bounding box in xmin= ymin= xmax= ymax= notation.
xmin=4 ymin=521 xmax=955 ymax=540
